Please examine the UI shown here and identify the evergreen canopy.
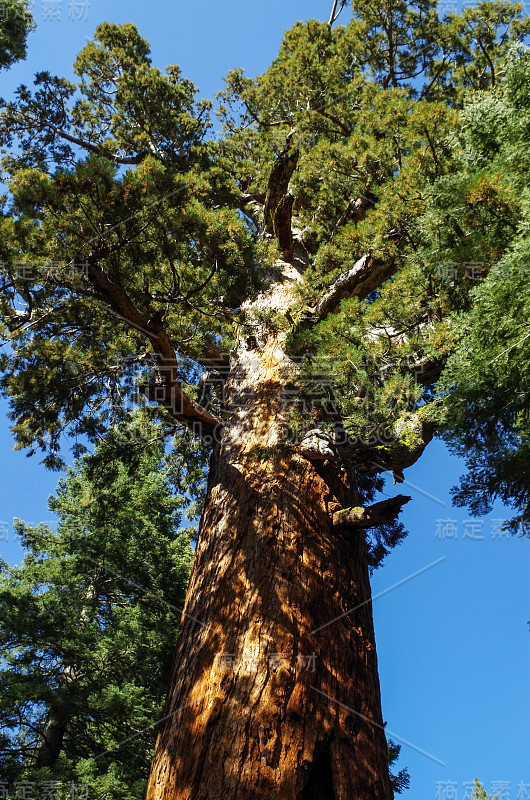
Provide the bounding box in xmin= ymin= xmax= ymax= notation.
xmin=0 ymin=1 xmax=528 ymax=529
xmin=0 ymin=413 xmax=196 ymax=797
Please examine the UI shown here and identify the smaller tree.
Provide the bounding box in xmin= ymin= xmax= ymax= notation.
xmin=0 ymin=411 xmax=200 ymax=798
xmin=387 ymin=739 xmax=410 ymax=794
xmin=0 ymin=0 xmax=34 ymax=70
xmin=465 ymin=779 xmax=499 ymax=800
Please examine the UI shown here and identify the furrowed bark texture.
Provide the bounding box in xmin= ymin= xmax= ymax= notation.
xmin=145 ymin=264 xmax=394 ymax=800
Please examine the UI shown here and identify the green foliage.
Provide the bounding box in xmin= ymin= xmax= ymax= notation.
xmin=346 ymin=0 xmax=530 ymax=101
xmin=0 ymin=23 xmax=265 ymax=466
xmin=216 ymin=4 xmax=527 ymax=472
xmin=419 ymin=45 xmax=530 ymax=533
xmin=0 ymin=6 xmax=528 ymax=516
xmin=465 ymin=779 xmax=499 ymax=800
xmin=0 ymin=412 xmax=197 ymax=797
xmin=0 ymin=0 xmax=34 ymax=70
xmin=0 ymin=5 xmax=528 ymax=472
xmin=387 ymin=739 xmax=410 ymax=794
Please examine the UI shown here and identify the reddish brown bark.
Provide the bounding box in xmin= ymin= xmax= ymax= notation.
xmin=145 ymin=264 xmax=394 ymax=799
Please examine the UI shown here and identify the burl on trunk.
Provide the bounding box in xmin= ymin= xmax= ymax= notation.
xmin=145 ymin=264 xmax=394 ymax=800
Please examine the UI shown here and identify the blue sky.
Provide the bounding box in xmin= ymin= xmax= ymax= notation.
xmin=0 ymin=1 xmax=528 ymax=797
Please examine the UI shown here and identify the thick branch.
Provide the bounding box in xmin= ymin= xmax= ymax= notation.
xmin=43 ymin=120 xmax=148 ymax=165
xmin=141 ymin=322 xmax=223 ymax=436
xmin=332 ymin=494 xmax=411 ymax=529
xmin=315 ymin=252 xmax=397 ymax=320
xmin=238 ymin=193 xmax=265 ymax=227
xmin=35 ymin=705 xmax=70 ymax=768
xmin=264 ymin=136 xmax=299 ymax=258
xmin=337 ymin=415 xmax=434 ymax=478
xmin=86 ymin=257 xmax=222 ymax=435
xmin=300 ymin=413 xmax=434 ymax=478
xmin=408 ymin=354 xmax=444 ymax=386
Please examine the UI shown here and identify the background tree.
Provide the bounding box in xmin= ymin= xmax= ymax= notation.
xmin=0 ymin=0 xmax=34 ymax=71
xmin=0 ymin=3 xmax=528 ymax=797
xmin=0 ymin=411 xmax=198 ymax=798
xmin=465 ymin=779 xmax=500 ymax=800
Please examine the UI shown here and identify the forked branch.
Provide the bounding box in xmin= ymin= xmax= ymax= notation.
xmin=329 ymin=0 xmax=348 ymax=26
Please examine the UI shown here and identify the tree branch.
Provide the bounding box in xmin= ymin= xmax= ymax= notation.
xmin=337 ymin=414 xmax=435 ymax=479
xmin=300 ymin=413 xmax=434 ymax=478
xmin=314 ymin=251 xmax=397 ymax=320
xmin=85 ymin=256 xmax=223 ymax=435
xmin=330 ymin=194 xmax=376 ymax=240
xmin=238 ymin=193 xmax=265 ymax=227
xmin=329 ymin=0 xmax=347 ymax=26
xmin=264 ymin=134 xmax=299 ymax=258
xmin=308 ymin=101 xmax=352 ymax=136
xmin=332 ymin=494 xmax=411 ymax=529
xmin=43 ymin=120 xmax=148 ymax=165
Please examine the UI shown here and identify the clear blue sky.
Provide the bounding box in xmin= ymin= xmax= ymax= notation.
xmin=0 ymin=2 xmax=528 ymax=798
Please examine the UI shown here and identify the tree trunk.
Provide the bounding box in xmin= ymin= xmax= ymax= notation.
xmin=145 ymin=264 xmax=394 ymax=800
xmin=35 ymin=705 xmax=70 ymax=768
xmin=36 ymin=596 xmax=92 ymax=769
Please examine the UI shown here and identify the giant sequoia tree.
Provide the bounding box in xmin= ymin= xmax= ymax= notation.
xmin=0 ymin=2 xmax=529 ymax=797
